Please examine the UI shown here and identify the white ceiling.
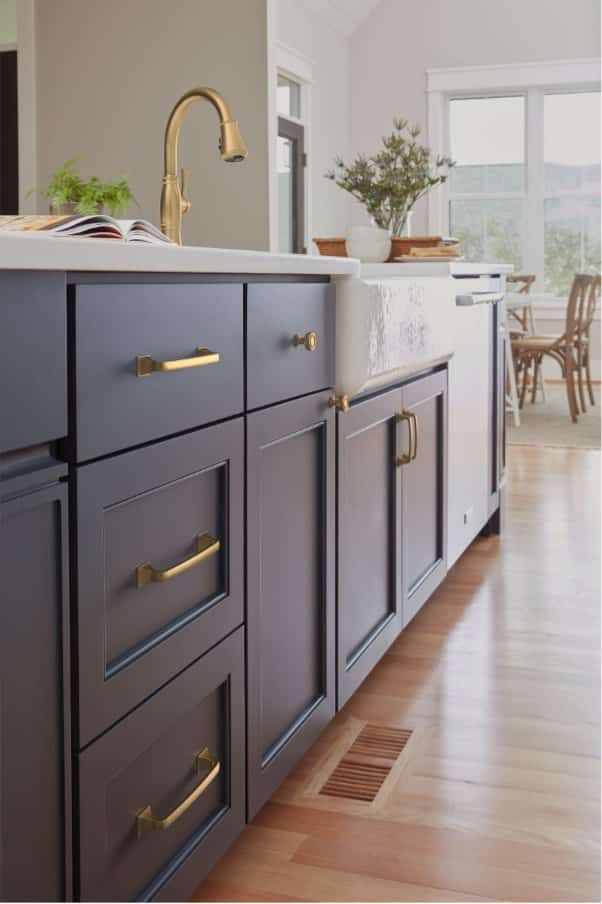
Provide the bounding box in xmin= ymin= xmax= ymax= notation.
xmin=306 ymin=0 xmax=382 ymax=38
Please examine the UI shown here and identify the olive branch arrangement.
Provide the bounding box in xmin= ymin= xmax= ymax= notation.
xmin=326 ymin=118 xmax=454 ymax=235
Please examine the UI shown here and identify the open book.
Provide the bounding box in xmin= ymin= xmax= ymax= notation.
xmin=0 ymin=214 xmax=172 ymax=244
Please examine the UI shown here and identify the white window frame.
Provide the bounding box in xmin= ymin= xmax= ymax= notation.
xmin=267 ymin=35 xmax=314 ymax=253
xmin=427 ymin=59 xmax=601 ymax=306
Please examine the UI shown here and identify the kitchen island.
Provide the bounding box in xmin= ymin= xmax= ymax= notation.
xmin=0 ymin=239 xmax=507 ymax=902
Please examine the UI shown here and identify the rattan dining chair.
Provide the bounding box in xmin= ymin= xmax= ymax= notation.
xmin=512 ymin=273 xmax=600 ymax=423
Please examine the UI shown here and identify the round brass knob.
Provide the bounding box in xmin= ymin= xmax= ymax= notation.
xmin=293 ymin=330 xmax=318 ymax=351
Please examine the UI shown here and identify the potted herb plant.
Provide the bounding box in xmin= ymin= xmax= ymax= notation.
xmin=29 ymin=158 xmax=137 ymax=216
xmin=325 ymin=118 xmax=454 ymax=261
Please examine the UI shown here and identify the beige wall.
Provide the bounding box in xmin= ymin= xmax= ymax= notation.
xmin=0 ymin=0 xmax=16 ymax=44
xmin=34 ymin=0 xmax=270 ymax=249
xmin=350 ymin=0 xmax=601 ymax=232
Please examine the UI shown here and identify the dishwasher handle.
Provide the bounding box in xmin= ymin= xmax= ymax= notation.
xmin=456 ymin=292 xmax=505 ymax=306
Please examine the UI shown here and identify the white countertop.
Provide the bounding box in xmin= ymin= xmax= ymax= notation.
xmin=0 ymin=233 xmax=360 ymax=277
xmin=0 ymin=233 xmax=512 ymax=280
xmin=361 ymin=261 xmax=513 ymax=278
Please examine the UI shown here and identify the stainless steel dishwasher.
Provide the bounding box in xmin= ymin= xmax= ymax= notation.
xmin=447 ymin=275 xmax=505 ymax=567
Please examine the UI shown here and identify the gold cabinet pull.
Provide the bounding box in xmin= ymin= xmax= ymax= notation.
xmin=136 ymin=532 xmax=220 ymax=588
xmin=411 ymin=411 xmax=419 ymax=460
xmin=293 ymin=330 xmax=318 ymax=351
xmin=136 ymin=748 xmax=220 ymax=836
xmin=396 ymin=410 xmax=418 ymax=465
xmin=328 ymin=393 xmax=349 ymax=413
xmin=136 ymin=346 xmax=219 ymax=376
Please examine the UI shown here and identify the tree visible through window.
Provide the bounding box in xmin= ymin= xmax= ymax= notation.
xmin=447 ymin=90 xmax=601 ymax=297
xmin=543 ymin=92 xmax=601 ymax=296
xmin=448 ymin=96 xmax=525 ymax=271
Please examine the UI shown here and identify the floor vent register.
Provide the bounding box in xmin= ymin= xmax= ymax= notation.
xmin=319 ymin=724 xmax=412 ymax=803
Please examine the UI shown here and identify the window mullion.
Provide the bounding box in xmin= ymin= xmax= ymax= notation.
xmin=526 ymin=87 xmax=544 ymax=285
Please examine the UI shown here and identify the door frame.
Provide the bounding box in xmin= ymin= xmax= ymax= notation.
xmin=277 ymin=116 xmax=305 ymax=254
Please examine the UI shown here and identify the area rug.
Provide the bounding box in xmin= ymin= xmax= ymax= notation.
xmin=507 ymin=384 xmax=601 ymax=449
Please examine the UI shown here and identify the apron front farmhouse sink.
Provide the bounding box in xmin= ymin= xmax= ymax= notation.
xmin=333 ymin=269 xmax=456 ymax=398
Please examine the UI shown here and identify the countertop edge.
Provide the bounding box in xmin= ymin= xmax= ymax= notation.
xmin=0 ymin=234 xmax=360 ymax=277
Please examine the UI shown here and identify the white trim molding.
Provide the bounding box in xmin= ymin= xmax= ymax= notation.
xmin=269 ymin=39 xmax=314 ymax=254
xmin=276 ymin=43 xmax=314 ymax=86
xmin=426 ymin=57 xmax=601 ymax=258
xmin=426 ymin=57 xmax=601 ymax=94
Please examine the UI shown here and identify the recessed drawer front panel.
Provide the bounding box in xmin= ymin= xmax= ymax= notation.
xmin=76 ymin=419 xmax=243 ymax=746
xmin=247 ymin=282 xmax=334 ymax=409
xmin=72 ymin=282 xmax=243 ymax=460
xmin=78 ymin=628 xmax=245 ymax=903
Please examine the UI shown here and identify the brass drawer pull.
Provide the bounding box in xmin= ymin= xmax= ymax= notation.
xmin=293 ymin=330 xmax=318 ymax=351
xmin=136 ymin=346 xmax=220 ymax=376
xmin=136 ymin=531 xmax=220 ymax=588
xmin=396 ymin=410 xmax=418 ymax=465
xmin=411 ymin=411 xmax=419 ymax=460
xmin=136 ymin=748 xmax=220 ymax=836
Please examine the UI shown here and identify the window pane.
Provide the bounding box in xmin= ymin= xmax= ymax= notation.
xmin=277 ymin=75 xmax=301 ymax=119
xmin=544 ymin=196 xmax=601 ymax=296
xmin=277 ymin=135 xmax=294 ymax=253
xmin=450 ymin=198 xmax=524 ymax=269
xmin=449 ymin=96 xmax=525 ymax=194
xmin=544 ymin=92 xmax=601 ymax=194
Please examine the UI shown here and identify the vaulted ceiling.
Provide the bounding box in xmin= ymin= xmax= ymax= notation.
xmin=304 ymin=0 xmax=382 ymax=38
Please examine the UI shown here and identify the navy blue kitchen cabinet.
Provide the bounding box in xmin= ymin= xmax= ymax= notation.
xmin=0 ymin=268 xmax=499 ymax=902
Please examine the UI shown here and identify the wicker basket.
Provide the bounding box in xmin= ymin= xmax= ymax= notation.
xmin=313 ymin=237 xmax=347 ymax=257
xmin=388 ymin=236 xmax=443 ymax=261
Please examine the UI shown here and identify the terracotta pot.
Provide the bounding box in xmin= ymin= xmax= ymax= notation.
xmin=313 ymin=237 xmax=347 ymax=257
xmin=388 ymin=235 xmax=443 ymax=262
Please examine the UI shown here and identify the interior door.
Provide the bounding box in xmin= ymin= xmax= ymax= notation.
xmin=277 ymin=116 xmax=305 ymax=253
xmin=0 ymin=50 xmax=18 ymax=213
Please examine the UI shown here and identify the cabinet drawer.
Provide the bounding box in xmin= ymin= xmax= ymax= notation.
xmin=78 ymin=628 xmax=245 ymax=903
xmin=0 ymin=272 xmax=66 ymax=453
xmin=247 ymin=282 xmax=334 ymax=409
xmin=71 ymin=282 xmax=243 ymax=460
xmin=76 ymin=418 xmax=244 ymax=746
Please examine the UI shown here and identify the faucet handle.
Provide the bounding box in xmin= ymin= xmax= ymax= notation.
xmin=180 ymin=167 xmax=191 ymax=215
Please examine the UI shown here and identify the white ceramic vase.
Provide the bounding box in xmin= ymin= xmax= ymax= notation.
xmin=346 ymin=225 xmax=391 ymax=263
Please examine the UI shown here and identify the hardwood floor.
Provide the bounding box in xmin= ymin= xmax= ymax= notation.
xmin=195 ymin=445 xmax=601 ymax=902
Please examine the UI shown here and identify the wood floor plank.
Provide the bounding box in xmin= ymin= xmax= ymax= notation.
xmin=195 ymin=446 xmax=601 ymax=902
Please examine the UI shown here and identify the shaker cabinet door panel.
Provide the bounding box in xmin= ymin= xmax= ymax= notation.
xmin=247 ymin=392 xmax=335 ymax=818
xmin=337 ymin=387 xmax=403 ymax=707
xmin=76 ymin=418 xmax=244 ymax=746
xmin=78 ymin=628 xmax=245 ymax=903
xmin=401 ymin=370 xmax=448 ymax=627
xmin=0 ymin=483 xmax=70 ymax=902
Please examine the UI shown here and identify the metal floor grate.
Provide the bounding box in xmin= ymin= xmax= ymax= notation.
xmin=319 ymin=724 xmax=412 ymax=803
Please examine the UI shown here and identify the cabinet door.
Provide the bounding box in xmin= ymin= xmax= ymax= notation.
xmin=337 ymin=386 xmax=403 ymax=708
xmin=247 ymin=392 xmax=335 ymax=819
xmin=0 ymin=482 xmax=70 ymax=902
xmin=401 ymin=370 xmax=448 ymax=627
